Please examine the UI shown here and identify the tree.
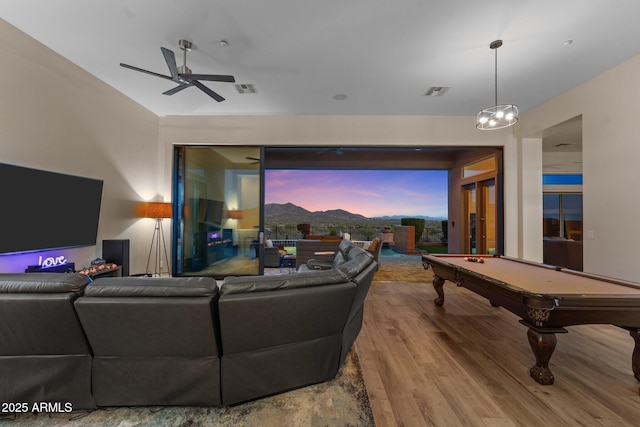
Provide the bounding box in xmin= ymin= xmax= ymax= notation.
xmin=296 ymin=223 xmax=310 ymax=238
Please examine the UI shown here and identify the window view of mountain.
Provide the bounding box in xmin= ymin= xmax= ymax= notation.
xmin=265 ymin=202 xmax=446 ymax=242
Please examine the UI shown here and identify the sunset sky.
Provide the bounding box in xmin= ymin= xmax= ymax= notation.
xmin=265 ymin=169 xmax=448 ymax=218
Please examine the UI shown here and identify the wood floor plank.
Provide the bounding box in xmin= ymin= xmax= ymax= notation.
xmin=357 ymin=260 xmax=640 ymax=426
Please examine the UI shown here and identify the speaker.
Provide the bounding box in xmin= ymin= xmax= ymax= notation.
xmin=102 ymin=239 xmax=130 ymax=276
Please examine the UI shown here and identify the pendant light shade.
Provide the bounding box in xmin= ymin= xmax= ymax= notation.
xmin=476 ymin=40 xmax=519 ymax=130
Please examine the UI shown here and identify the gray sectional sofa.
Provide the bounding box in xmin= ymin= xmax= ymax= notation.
xmin=0 ymin=240 xmax=377 ymax=409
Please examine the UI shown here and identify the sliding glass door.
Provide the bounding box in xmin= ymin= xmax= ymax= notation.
xmin=173 ymin=146 xmax=263 ymax=278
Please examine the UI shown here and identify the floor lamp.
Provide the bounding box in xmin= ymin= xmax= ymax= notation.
xmin=137 ymin=202 xmax=172 ymax=277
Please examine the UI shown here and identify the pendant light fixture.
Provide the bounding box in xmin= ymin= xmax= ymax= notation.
xmin=476 ymin=40 xmax=519 ymax=130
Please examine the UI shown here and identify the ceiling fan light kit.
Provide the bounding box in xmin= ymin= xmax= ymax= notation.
xmin=120 ymin=39 xmax=235 ymax=102
xmin=476 ymin=40 xmax=519 ymax=130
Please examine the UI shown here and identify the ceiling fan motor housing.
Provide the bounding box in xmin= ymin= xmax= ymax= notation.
xmin=179 ymin=39 xmax=192 ymax=51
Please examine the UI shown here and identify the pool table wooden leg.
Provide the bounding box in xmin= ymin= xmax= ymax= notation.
xmin=433 ymin=275 xmax=445 ymax=306
xmin=526 ymin=328 xmax=557 ymax=385
xmin=628 ymin=328 xmax=640 ymax=382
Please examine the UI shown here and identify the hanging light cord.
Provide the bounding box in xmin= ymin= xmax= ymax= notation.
xmin=494 ymin=45 xmax=498 ymax=106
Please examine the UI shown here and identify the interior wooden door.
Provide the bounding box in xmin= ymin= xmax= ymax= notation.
xmin=462 ymin=178 xmax=496 ymax=255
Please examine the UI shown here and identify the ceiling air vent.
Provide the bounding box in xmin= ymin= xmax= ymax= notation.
xmin=235 ymin=83 xmax=258 ymax=94
xmin=424 ymin=86 xmax=450 ymax=97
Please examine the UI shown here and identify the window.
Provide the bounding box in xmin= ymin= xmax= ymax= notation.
xmin=543 ymin=193 xmax=583 ymax=240
xmin=462 ymin=157 xmax=496 ymax=178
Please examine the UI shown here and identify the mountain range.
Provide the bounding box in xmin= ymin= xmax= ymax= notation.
xmin=265 ymin=202 xmax=445 ymax=225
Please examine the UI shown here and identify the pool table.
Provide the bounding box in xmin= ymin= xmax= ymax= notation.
xmin=421 ymin=254 xmax=640 ymax=385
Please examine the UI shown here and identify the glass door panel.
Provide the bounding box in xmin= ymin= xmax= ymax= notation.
xmin=479 ymin=178 xmax=496 ymax=254
xmin=463 ymin=179 xmax=496 ymax=255
xmin=542 ymin=193 xmax=582 ymax=240
xmin=173 ymin=146 xmax=262 ymax=278
xmin=543 ymin=194 xmax=561 ymax=237
xmin=463 ymin=183 xmax=476 ymax=254
xmin=562 ymin=194 xmax=583 ymax=241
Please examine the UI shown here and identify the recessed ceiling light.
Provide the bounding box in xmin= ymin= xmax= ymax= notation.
xmin=563 ymin=39 xmax=574 ymax=47
xmin=219 ymin=40 xmax=230 ymax=47
xmin=333 ymin=94 xmax=347 ymax=100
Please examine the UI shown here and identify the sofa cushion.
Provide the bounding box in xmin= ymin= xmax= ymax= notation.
xmin=338 ymin=239 xmax=355 ymax=257
xmin=85 ymin=277 xmax=218 ymax=297
xmin=337 ymin=249 xmax=374 ymax=279
xmin=220 ymin=269 xmax=347 ymax=295
xmin=0 ymin=273 xmax=89 ymax=294
xmin=331 ymin=251 xmax=346 ymax=268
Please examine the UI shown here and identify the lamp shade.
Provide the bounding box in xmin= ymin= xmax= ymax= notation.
xmin=228 ymin=210 xmax=243 ymax=220
xmin=136 ymin=202 xmax=172 ymax=219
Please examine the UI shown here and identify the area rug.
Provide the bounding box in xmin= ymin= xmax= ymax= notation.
xmin=1 ymin=351 xmax=375 ymax=427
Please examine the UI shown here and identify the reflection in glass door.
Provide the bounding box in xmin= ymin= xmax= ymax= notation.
xmin=463 ymin=179 xmax=496 ymax=254
xmin=463 ymin=183 xmax=476 ymax=253
xmin=173 ymin=146 xmax=262 ymax=278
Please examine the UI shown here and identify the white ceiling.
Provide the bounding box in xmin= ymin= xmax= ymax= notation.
xmin=2 ymin=0 xmax=640 ymax=120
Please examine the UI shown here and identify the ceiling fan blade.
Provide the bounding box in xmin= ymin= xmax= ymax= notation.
xmin=161 ymin=47 xmax=179 ymax=81
xmin=163 ymin=84 xmax=192 ymax=96
xmin=120 ymin=63 xmax=173 ymax=81
xmin=183 ymin=74 xmax=236 ymax=83
xmin=192 ymin=80 xmax=225 ymax=102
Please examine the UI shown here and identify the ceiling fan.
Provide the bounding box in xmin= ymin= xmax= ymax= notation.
xmin=120 ymin=39 xmax=235 ymax=102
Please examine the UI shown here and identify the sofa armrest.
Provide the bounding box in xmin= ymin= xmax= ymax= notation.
xmin=305 ymin=258 xmax=334 ymax=270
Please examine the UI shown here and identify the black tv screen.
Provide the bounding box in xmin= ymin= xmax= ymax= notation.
xmin=197 ymin=198 xmax=224 ymax=226
xmin=0 ymin=163 xmax=103 ymax=254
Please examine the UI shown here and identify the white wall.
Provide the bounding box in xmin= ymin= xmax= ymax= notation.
xmin=0 ymin=19 xmax=161 ymax=275
xmin=521 ymin=54 xmax=640 ymax=281
xmin=519 ymin=138 xmax=543 ymax=262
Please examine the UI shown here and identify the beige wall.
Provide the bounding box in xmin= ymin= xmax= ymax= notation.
xmin=521 ymin=54 xmax=640 ymax=281
xmin=0 ymin=19 xmax=161 ymax=274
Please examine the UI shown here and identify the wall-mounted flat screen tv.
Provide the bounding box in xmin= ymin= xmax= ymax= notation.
xmin=0 ymin=163 xmax=104 ymax=254
xmin=197 ymin=198 xmax=224 ymax=227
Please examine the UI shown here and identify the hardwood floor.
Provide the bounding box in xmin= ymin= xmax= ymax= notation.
xmin=357 ymin=261 xmax=640 ymax=426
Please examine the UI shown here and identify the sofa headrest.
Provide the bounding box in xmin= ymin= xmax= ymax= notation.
xmin=337 ymin=250 xmax=374 ymax=279
xmin=221 ymin=269 xmax=348 ymax=295
xmin=84 ymin=277 xmax=218 ymax=297
xmin=0 ymin=273 xmax=90 ymax=294
xmin=338 ymin=240 xmax=357 ymax=258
